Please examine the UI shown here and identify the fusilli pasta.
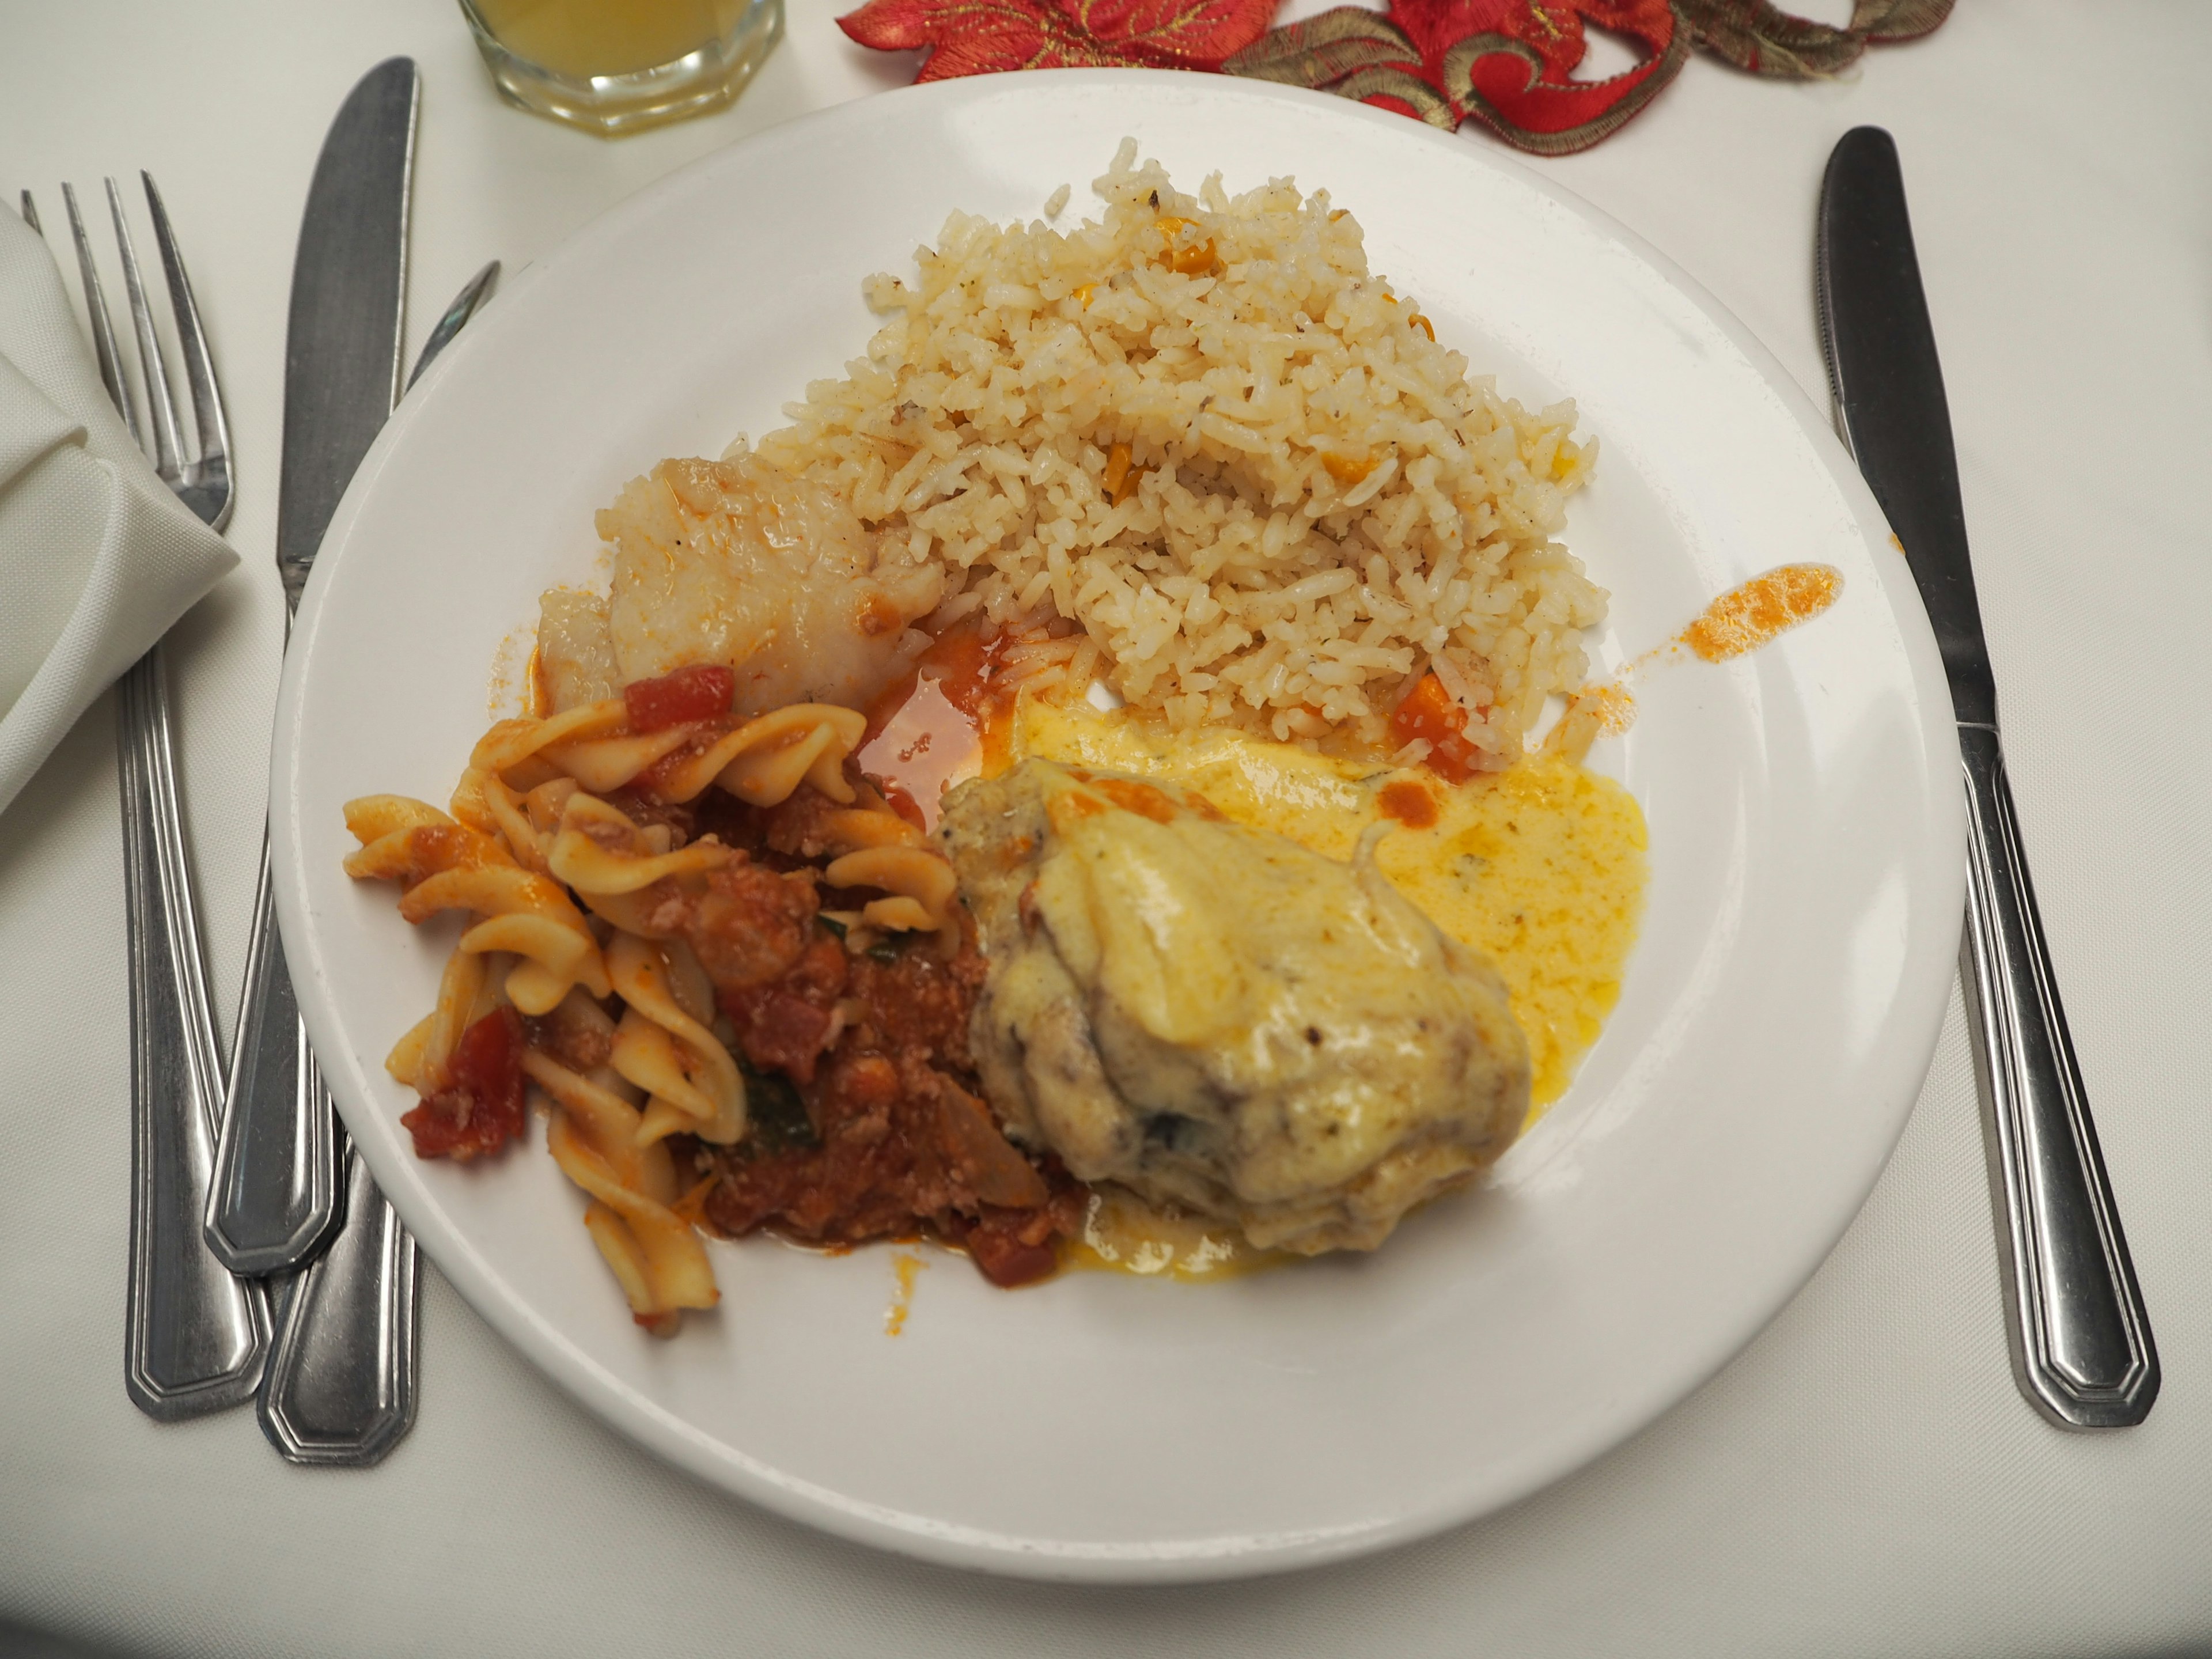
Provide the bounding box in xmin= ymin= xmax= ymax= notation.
xmin=343 ymin=679 xmax=967 ymax=1335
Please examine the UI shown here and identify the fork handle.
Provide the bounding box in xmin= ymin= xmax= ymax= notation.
xmin=118 ymin=645 xmax=268 ymax=1418
xmin=1959 ymin=722 xmax=2158 ymax=1427
xmin=206 ymin=835 xmax=345 ymax=1274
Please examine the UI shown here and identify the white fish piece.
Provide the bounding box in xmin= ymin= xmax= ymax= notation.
xmin=536 ymin=588 xmax=619 ymax=713
xmin=594 ymin=453 xmax=944 ymax=717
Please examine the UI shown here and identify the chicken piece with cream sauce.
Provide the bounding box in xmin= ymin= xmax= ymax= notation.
xmin=940 ymin=759 xmax=1531 ymax=1255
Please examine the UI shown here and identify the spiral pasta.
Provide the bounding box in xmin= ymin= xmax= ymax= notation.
xmin=821 ymin=809 xmax=959 ymax=934
xmin=343 ymin=679 xmax=968 ymax=1336
xmin=525 ymin=1048 xmax=717 ymax=1332
xmin=343 ymin=797 xmax=610 ymax=1016
xmin=604 ymin=929 xmax=745 ymax=1146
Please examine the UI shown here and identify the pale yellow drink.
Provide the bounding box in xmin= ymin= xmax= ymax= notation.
xmin=461 ymin=0 xmax=782 ymax=134
xmin=471 ymin=0 xmax=753 ymax=78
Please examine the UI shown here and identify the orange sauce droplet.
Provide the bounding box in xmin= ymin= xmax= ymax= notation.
xmin=1077 ymin=771 xmax=1224 ymax=824
xmin=884 ymin=1250 xmax=927 ymax=1336
xmin=1376 ymin=779 xmax=1439 ymax=828
xmin=1323 ymin=452 xmax=1376 ymax=486
xmin=1541 ymin=681 xmax=1637 ymax=763
xmin=1046 ymin=790 xmax=1107 ymax=831
xmin=1680 ymin=565 xmax=1842 ymax=662
xmin=1583 ymin=683 xmax=1637 ymax=731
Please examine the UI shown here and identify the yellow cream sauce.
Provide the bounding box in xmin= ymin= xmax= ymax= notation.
xmin=1004 ymin=698 xmax=1649 ymax=1281
xmin=1069 ymin=1187 xmax=1278 ymax=1281
xmin=1004 ymin=698 xmax=1649 ymax=1118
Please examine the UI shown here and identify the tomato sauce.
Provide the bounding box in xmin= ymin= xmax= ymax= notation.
xmin=857 ymin=621 xmax=1020 ymax=829
xmin=404 ymin=1006 xmax=527 ymax=1161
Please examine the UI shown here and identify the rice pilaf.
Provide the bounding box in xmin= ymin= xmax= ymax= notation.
xmin=727 ymin=142 xmax=1605 ymax=763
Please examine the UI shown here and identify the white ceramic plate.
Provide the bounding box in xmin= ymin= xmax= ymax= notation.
xmin=273 ymin=70 xmax=1962 ymax=1582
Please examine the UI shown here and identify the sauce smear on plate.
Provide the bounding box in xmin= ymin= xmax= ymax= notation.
xmin=1681 ymin=564 xmax=1840 ymax=662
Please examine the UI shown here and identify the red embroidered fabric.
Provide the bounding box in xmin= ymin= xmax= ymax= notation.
xmin=838 ymin=0 xmax=1952 ymax=154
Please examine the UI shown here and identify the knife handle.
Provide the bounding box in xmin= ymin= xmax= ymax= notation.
xmin=118 ymin=646 xmax=270 ymax=1418
xmin=205 ymin=833 xmax=346 ymax=1275
xmin=1957 ymin=722 xmax=2157 ymax=1427
xmin=257 ymin=1140 xmax=419 ymax=1465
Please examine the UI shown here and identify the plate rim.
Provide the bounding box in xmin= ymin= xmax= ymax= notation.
xmin=271 ymin=67 xmax=1964 ymax=1583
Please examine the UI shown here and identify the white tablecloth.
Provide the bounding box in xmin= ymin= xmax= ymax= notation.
xmin=5 ymin=2 xmax=2209 ymax=1654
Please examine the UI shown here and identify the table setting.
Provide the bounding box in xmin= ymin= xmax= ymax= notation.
xmin=3 ymin=1 xmax=2209 ymax=1653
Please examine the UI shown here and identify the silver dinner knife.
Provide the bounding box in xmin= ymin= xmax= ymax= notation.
xmin=208 ymin=58 xmax=419 ymax=1278
xmin=256 ymin=259 xmax=499 ymax=1467
xmin=224 ymin=55 xmax=420 ymax=1465
xmin=1816 ymin=127 xmax=2157 ymax=1429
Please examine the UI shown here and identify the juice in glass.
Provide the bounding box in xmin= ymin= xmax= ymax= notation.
xmin=460 ymin=0 xmax=782 ymax=134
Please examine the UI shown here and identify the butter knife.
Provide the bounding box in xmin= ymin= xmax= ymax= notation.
xmin=207 ymin=58 xmax=419 ymax=1276
xmin=220 ymin=55 xmax=421 ymax=1467
xmin=1816 ymin=126 xmax=2157 ymax=1429
xmin=257 ymin=259 xmax=498 ymax=1467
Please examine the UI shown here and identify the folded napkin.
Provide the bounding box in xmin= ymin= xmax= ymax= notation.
xmin=0 ymin=206 xmax=237 ymax=819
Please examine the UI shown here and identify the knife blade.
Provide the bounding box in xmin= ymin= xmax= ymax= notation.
xmin=1816 ymin=126 xmax=2157 ymax=1429
xmin=207 ymin=56 xmax=417 ymax=1281
xmin=276 ymin=57 xmax=418 ymax=607
xmin=1814 ymin=130 xmax=1993 ymax=732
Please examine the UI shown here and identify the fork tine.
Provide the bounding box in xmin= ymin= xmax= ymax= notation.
xmin=61 ymin=183 xmax=140 ymax=446
xmin=18 ymin=190 xmax=39 ymax=234
xmin=106 ymin=177 xmax=184 ymax=480
xmin=140 ymin=173 xmax=230 ymax=511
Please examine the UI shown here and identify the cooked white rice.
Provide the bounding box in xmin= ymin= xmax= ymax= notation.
xmin=740 ymin=142 xmax=1605 ymax=762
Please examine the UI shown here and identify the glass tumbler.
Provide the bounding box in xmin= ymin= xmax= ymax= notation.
xmin=459 ymin=0 xmax=783 ymax=136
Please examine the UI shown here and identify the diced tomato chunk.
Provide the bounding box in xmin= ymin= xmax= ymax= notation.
xmin=623 ymin=664 xmax=734 ymax=733
xmin=1388 ymin=672 xmax=1485 ymax=784
xmin=403 ymin=1006 xmax=526 ymax=1160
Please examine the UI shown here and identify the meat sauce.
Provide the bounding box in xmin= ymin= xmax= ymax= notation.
xmin=408 ymin=656 xmax=1084 ymax=1287
xmin=676 ymin=777 xmax=1085 ymax=1287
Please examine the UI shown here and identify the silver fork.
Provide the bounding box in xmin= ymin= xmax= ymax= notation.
xmin=22 ymin=177 xmax=270 ymax=1419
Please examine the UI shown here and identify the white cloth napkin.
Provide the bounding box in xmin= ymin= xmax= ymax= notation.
xmin=0 ymin=205 xmax=236 ymax=818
